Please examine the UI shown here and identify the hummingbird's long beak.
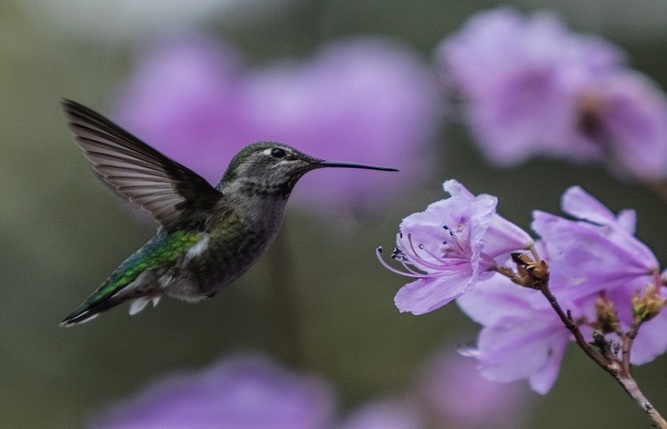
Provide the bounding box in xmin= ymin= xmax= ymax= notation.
xmin=317 ymin=160 xmax=398 ymax=172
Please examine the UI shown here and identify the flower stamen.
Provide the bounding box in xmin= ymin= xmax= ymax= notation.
xmin=375 ymin=247 xmax=430 ymax=278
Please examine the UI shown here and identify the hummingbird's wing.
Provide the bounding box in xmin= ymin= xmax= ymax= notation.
xmin=62 ymin=100 xmax=222 ymax=229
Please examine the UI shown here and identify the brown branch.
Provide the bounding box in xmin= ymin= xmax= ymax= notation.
xmin=539 ymin=282 xmax=667 ymax=428
xmin=540 ymin=284 xmax=609 ymax=369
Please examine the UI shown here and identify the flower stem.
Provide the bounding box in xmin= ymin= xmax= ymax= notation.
xmin=540 ymin=283 xmax=667 ymax=428
xmin=614 ymin=369 xmax=667 ymax=428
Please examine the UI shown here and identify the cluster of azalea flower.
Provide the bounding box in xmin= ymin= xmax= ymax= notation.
xmin=378 ymin=180 xmax=667 ymax=394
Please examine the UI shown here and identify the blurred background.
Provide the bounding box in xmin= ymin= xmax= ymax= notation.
xmin=3 ymin=0 xmax=667 ymax=427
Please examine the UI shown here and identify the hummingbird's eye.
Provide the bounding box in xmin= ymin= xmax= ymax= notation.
xmin=270 ymin=148 xmax=286 ymax=158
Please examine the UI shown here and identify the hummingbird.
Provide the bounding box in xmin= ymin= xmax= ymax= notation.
xmin=59 ymin=100 xmax=397 ymax=326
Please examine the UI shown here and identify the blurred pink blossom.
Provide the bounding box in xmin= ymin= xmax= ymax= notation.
xmin=437 ymin=8 xmax=667 ymax=180
xmin=90 ymin=354 xmax=334 ymax=429
xmin=418 ymin=350 xmax=533 ymax=428
xmin=337 ymin=400 xmax=424 ymax=429
xmin=113 ymin=33 xmax=442 ymax=217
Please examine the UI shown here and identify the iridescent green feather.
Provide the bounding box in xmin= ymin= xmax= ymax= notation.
xmin=80 ymin=230 xmax=202 ymax=306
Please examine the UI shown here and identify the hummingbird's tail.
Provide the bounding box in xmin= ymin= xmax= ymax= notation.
xmin=60 ymin=270 xmax=161 ymax=327
xmin=60 ymin=299 xmax=117 ymax=326
xmin=60 ymin=294 xmax=162 ymax=326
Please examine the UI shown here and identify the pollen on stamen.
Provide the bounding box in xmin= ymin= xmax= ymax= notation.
xmin=376 ymin=245 xmax=430 ymax=278
xmin=399 ymin=234 xmax=453 ymax=271
xmin=392 ymin=247 xmax=408 ymax=262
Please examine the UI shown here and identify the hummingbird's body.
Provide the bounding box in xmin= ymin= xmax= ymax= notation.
xmin=60 ymin=100 xmax=396 ymax=326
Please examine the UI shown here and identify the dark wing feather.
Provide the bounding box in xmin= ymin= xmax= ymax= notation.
xmin=62 ymin=99 xmax=222 ymax=229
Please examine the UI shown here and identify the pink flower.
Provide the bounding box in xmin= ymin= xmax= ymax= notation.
xmin=457 ymin=186 xmax=666 ymax=393
xmin=90 ymin=354 xmax=334 ymax=429
xmin=457 ymin=271 xmax=572 ymax=394
xmin=378 ymin=180 xmax=532 ymax=315
xmin=418 ymin=349 xmax=534 ymax=427
xmin=337 ymin=400 xmax=423 ymax=429
xmin=437 ymin=8 xmax=667 ymax=179
xmin=532 ymin=186 xmax=659 ymax=300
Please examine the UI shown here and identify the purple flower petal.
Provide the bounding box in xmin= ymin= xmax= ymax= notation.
xmin=438 ymin=7 xmax=667 ymax=179
xmin=631 ymin=308 xmax=667 ymax=364
xmin=418 ymin=349 xmax=533 ymax=428
xmin=577 ymin=70 xmax=667 ymax=180
xmin=560 ymin=185 xmax=621 ymax=225
xmin=456 ymin=270 xmax=544 ymax=326
xmin=456 ymin=265 xmax=571 ymax=394
xmin=475 ymin=314 xmax=570 ymax=395
xmin=383 ymin=180 xmax=532 ymax=315
xmin=563 ymin=185 xmax=638 ymax=234
xmin=532 ymin=187 xmax=658 ymax=297
xmin=444 ymin=180 xmax=533 ymax=258
xmin=90 ymin=354 xmax=334 ymax=429
xmin=395 ymin=274 xmax=475 ymax=315
xmin=337 ymin=400 xmax=423 ymax=429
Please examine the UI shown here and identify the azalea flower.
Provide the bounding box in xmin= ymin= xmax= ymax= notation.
xmin=437 ymin=8 xmax=667 ymax=180
xmin=337 ymin=400 xmax=423 ymax=429
xmin=532 ymin=186 xmax=659 ymax=299
xmin=378 ymin=179 xmax=532 ymax=314
xmin=418 ymin=349 xmax=533 ymax=427
xmin=456 ymin=269 xmax=572 ymax=394
xmin=458 ymin=186 xmax=666 ymax=393
xmin=90 ymin=354 xmax=334 ymax=429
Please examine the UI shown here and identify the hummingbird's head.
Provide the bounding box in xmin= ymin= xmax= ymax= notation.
xmin=218 ymin=142 xmax=397 ymax=198
xmin=218 ymin=142 xmax=321 ymax=190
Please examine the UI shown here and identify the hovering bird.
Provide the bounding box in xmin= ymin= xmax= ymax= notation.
xmin=59 ymin=100 xmax=397 ymax=326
